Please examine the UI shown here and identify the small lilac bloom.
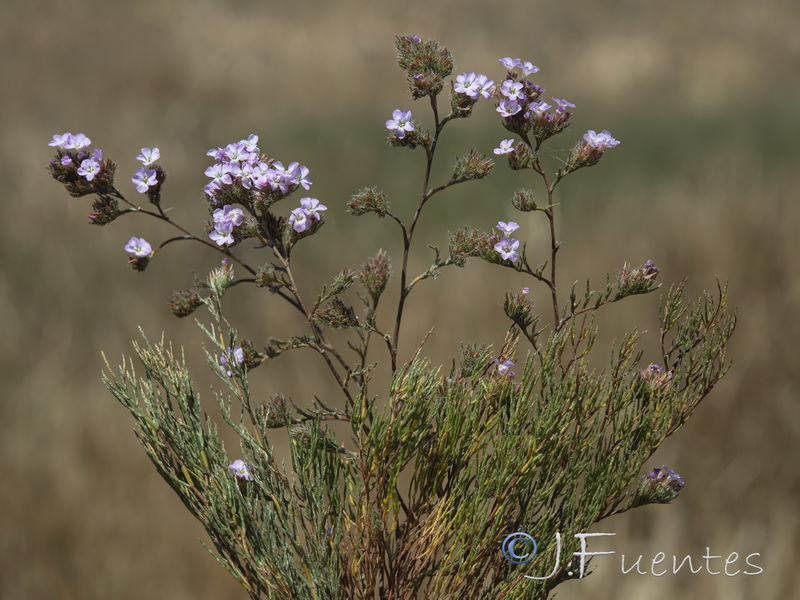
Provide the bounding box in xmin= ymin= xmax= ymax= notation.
xmin=48 ymin=133 xmax=72 ymax=147
xmin=529 ymin=100 xmax=551 ymax=115
xmin=132 ymin=167 xmax=158 ymax=193
xmin=522 ymin=287 xmax=530 ymax=295
xmin=475 ymin=74 xmax=495 ymax=99
xmin=77 ymin=157 xmax=101 ymax=182
xmin=583 ymin=129 xmax=621 ymax=150
xmin=124 ymin=236 xmax=152 ymax=257
xmin=92 ymin=148 xmax=103 ymax=161
xmin=209 ymin=228 xmax=234 ymax=246
xmin=494 ymin=237 xmax=521 ymax=262
xmin=299 ymin=198 xmax=327 ymax=220
xmin=207 ymin=146 xmax=227 ymax=161
xmin=521 ymin=61 xmax=539 ymax=79
xmin=212 ymin=205 xmax=244 ymax=230
xmin=223 ymin=141 xmax=248 ymax=164
xmin=60 ymin=155 xmax=73 ymax=166
xmin=497 ymin=100 xmax=522 ymax=118
xmin=494 ymin=357 xmax=515 ymax=378
xmin=205 ymin=162 xmax=233 ymax=186
xmin=454 ymin=72 xmax=479 ymax=98
xmin=552 ymin=97 xmax=576 ymax=113
xmin=219 ymin=346 xmax=245 ymax=376
xmin=228 ymin=459 xmax=254 ymax=481
xmin=386 ymin=109 xmax=415 ymax=139
xmin=493 ymin=139 xmax=515 ymax=155
xmin=500 ymin=80 xmax=525 ymax=100
xmin=496 ymin=221 xmax=520 ymax=236
xmin=65 ymin=133 xmax=92 ymax=150
xmin=136 ymin=147 xmax=160 ymax=166
xmin=412 ymin=35 xmax=421 ymax=42
xmin=499 ymin=57 xmax=521 ymax=70
xmin=288 ymin=207 xmax=312 ymax=233
xmin=292 ymin=163 xmax=312 ymax=190
xmin=243 ymin=134 xmax=259 ymax=153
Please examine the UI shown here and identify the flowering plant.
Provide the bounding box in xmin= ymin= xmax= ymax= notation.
xmin=48 ymin=36 xmax=735 ymax=600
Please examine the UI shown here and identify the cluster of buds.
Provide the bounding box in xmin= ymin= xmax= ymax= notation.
xmin=451 ymin=150 xmax=495 ymax=183
xmin=48 ymin=133 xmax=116 ymax=197
xmin=347 ymin=187 xmax=389 ymax=219
xmin=641 ymin=363 xmax=674 ymax=386
xmin=168 ymin=288 xmax=204 ymax=318
xmin=567 ymin=129 xmax=621 ymax=172
xmin=395 ymin=35 xmax=454 ymax=99
xmin=260 ymin=393 xmax=293 ymax=429
xmin=627 ymin=465 xmax=686 ymax=509
xmin=360 ymin=250 xmax=391 ymax=304
xmin=616 ymin=260 xmax=660 ymax=299
xmin=492 ymin=221 xmax=522 ymax=263
xmin=447 ymin=228 xmax=495 ymax=267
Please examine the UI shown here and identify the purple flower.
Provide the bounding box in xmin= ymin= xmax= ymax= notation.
xmin=500 ymin=80 xmax=525 ymax=100
xmin=209 ymin=228 xmax=234 ymax=246
xmin=648 ymin=466 xmax=684 ymax=492
xmin=454 ymin=72 xmax=479 ymax=98
xmin=124 ymin=236 xmax=152 ymax=257
xmin=64 ymin=133 xmax=92 ymax=150
xmin=48 ymin=133 xmax=72 ymax=148
xmin=552 ymin=97 xmax=576 ymax=113
xmin=493 ymin=139 xmax=515 ymax=155
xmin=494 ymin=357 xmax=515 ymax=378
xmin=521 ymin=61 xmax=539 ymax=79
xmin=475 ymin=74 xmax=495 ymax=99
xmin=529 ymin=101 xmax=551 ymax=115
xmin=497 ymin=100 xmax=522 ymax=118
xmin=205 ymin=162 xmax=233 ymax=186
xmin=582 ymin=129 xmax=620 ymax=150
xmin=288 ymin=207 xmax=312 ymax=233
xmin=412 ymin=35 xmax=421 ymax=42
xmin=522 ymin=287 xmax=530 ymax=295
xmin=212 ymin=205 xmax=244 ymax=229
xmin=228 ymin=459 xmax=254 ymax=481
xmin=494 ymin=237 xmax=521 ymax=262
xmin=136 ymin=147 xmax=160 ymax=166
xmin=291 ymin=163 xmax=312 ymax=190
xmin=132 ymin=167 xmax=158 ymax=193
xmin=223 ymin=141 xmax=249 ymax=164
xmin=243 ymin=134 xmax=260 ymax=154
xmin=220 ymin=346 xmax=245 ymax=376
xmin=499 ymin=57 xmax=521 ymax=70
xmin=496 ymin=221 xmax=520 ymax=236
xmin=92 ymin=148 xmax=103 ymax=161
xmin=386 ymin=109 xmax=415 ymax=139
xmin=77 ymin=157 xmax=101 ymax=182
xmin=300 ymin=197 xmax=327 ymax=220
xmin=60 ymin=155 xmax=73 ymax=166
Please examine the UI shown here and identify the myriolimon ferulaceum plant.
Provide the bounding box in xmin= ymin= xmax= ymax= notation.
xmin=47 ymin=35 xmax=735 ymax=600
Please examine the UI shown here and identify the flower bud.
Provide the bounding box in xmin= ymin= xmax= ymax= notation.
xmin=511 ymin=188 xmax=537 ymax=212
xmin=88 ymin=195 xmax=120 ymax=225
xmin=260 ymin=393 xmax=293 ymax=428
xmin=448 ymin=228 xmax=494 ymax=267
xmin=128 ymin=255 xmax=150 ymax=272
xmin=207 ymin=259 xmax=234 ymax=297
xmin=506 ymin=143 xmax=535 ymax=171
xmin=360 ymin=250 xmax=391 ymax=303
xmin=255 ymin=263 xmax=285 ymax=290
xmin=395 ymin=35 xmax=453 ymax=99
xmin=168 ymin=288 xmax=204 ymax=318
xmin=452 ymin=150 xmax=495 ymax=183
xmin=348 ymin=187 xmax=389 ymax=218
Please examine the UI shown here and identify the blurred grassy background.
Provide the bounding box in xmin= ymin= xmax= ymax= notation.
xmin=2 ymin=0 xmax=799 ymax=598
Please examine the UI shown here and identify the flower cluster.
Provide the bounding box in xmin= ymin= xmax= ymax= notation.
xmin=453 ymin=72 xmax=494 ymax=100
xmin=493 ymin=220 xmax=521 ymax=263
xmin=288 ymin=198 xmax=327 ymax=233
xmin=568 ymin=129 xmax=622 ymax=171
xmin=203 ymin=135 xmax=312 ymax=206
xmin=47 ymin=133 xmax=115 ymax=196
xmin=490 ymin=58 xmax=583 ymax=147
xmin=642 ymin=363 xmax=674 ymax=386
xmin=209 ymin=205 xmax=245 ymax=246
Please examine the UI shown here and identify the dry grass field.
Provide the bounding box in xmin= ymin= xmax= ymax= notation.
xmin=2 ymin=0 xmax=799 ymax=598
